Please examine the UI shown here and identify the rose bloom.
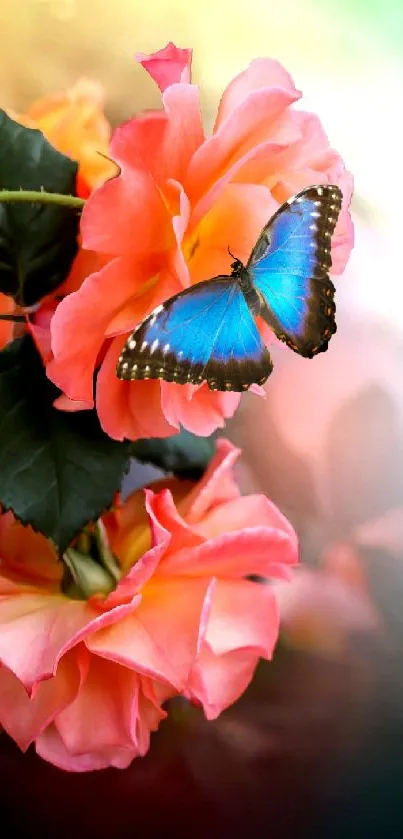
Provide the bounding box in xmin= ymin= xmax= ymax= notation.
xmin=0 ymin=440 xmax=297 ymax=771
xmin=0 ymin=79 xmax=116 ymax=351
xmin=10 ymin=78 xmax=115 ymax=192
xmin=48 ymin=42 xmax=354 ymax=441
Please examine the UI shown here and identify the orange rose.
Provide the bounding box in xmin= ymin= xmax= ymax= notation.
xmin=0 ymin=441 xmax=297 ymax=770
xmin=12 ymin=78 xmax=116 ymax=191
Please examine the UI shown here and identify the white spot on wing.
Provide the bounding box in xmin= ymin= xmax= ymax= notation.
xmin=140 ymin=341 xmax=148 ymax=352
xmin=150 ymin=339 xmax=159 ymax=354
xmin=149 ymin=304 xmax=163 ymax=326
xmin=128 ymin=338 xmax=136 ymax=350
xmin=317 ymin=186 xmax=324 ymax=196
xmin=163 ymin=343 xmax=170 ymax=355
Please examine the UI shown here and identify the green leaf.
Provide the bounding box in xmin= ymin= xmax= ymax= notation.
xmin=131 ymin=429 xmax=215 ymax=480
xmin=0 ymin=109 xmax=79 ymax=306
xmin=0 ymin=337 xmax=131 ymax=553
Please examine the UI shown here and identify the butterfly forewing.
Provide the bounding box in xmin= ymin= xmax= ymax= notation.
xmin=117 ymin=277 xmax=273 ymax=392
xmin=247 ymin=184 xmax=342 ymax=357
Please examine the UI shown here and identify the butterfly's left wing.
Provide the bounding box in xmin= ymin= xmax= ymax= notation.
xmin=117 ymin=277 xmax=273 ymax=392
xmin=247 ymin=184 xmax=342 ymax=357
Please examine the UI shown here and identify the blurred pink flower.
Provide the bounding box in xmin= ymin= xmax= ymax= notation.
xmin=0 ymin=440 xmax=297 ymax=770
xmin=48 ymin=42 xmax=353 ymax=441
xmin=354 ymin=507 xmax=403 ymax=559
xmin=275 ymin=542 xmax=382 ymax=656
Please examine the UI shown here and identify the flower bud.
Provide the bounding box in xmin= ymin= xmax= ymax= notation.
xmin=63 ymin=548 xmax=116 ymax=598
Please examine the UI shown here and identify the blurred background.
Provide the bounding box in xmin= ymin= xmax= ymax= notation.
xmin=1 ymin=1 xmax=402 ymax=836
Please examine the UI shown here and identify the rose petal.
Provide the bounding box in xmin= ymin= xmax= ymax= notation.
xmin=204 ymin=578 xmax=280 ymax=656
xmin=100 ymin=489 xmax=171 ymax=606
xmin=159 ymin=524 xmax=297 ymax=581
xmin=88 ymin=577 xmax=212 ymax=690
xmin=81 ymin=114 xmax=174 ymax=256
xmin=161 ymin=381 xmax=240 ymax=437
xmin=36 ymin=723 xmax=136 ymax=771
xmin=168 ymin=179 xmax=192 ymax=287
xmin=0 ymin=648 xmax=83 ymax=751
xmin=187 ymin=68 xmax=300 ymax=209
xmin=0 ymin=588 xmax=140 ymax=690
xmin=188 ymin=182 xmax=277 ymax=282
xmin=196 ymin=493 xmax=298 ymax=542
xmin=187 ymin=134 xmax=295 ymax=231
xmin=214 ymin=58 xmax=300 ymax=130
xmin=49 ymin=256 xmax=158 ymax=403
xmin=55 ymin=657 xmax=141 ymax=754
xmin=160 ymin=85 xmax=204 ymax=184
xmin=0 ymin=294 xmax=16 ymax=350
xmin=0 ymin=512 xmax=60 ymax=585
xmin=96 ymin=335 xmax=175 ymax=441
xmin=181 ymin=438 xmax=241 ymax=523
xmin=53 ymin=395 xmax=94 ymax=412
xmin=147 ymin=489 xmax=203 ymax=555
xmin=57 ymin=247 xmax=111 ymax=297
xmin=187 ymin=646 xmax=258 ymax=720
xmin=136 ymin=42 xmax=192 ymax=92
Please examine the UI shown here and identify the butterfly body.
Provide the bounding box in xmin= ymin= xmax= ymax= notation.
xmin=117 ymin=184 xmax=342 ymax=392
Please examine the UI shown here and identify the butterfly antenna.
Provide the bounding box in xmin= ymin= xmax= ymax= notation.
xmin=228 ymin=246 xmax=237 ymax=261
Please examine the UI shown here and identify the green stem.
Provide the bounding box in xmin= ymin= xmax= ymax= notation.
xmin=0 ymin=190 xmax=85 ymax=210
xmin=0 ymin=314 xmax=26 ymax=322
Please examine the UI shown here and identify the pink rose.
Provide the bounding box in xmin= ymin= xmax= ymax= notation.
xmin=48 ymin=42 xmax=353 ymax=441
xmin=0 ymin=440 xmax=297 ymax=770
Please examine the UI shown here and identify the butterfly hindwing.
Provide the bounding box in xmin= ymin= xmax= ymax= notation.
xmin=247 ymin=184 xmax=342 ymax=357
xmin=117 ymin=277 xmax=273 ymax=392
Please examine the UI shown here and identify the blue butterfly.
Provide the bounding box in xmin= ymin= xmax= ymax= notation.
xmin=116 ymin=184 xmax=342 ymax=392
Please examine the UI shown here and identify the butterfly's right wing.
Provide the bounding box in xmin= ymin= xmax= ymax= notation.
xmin=248 ymin=185 xmax=342 ymax=357
xmin=116 ymin=277 xmax=273 ymax=392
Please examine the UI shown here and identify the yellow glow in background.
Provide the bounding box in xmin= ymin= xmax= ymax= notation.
xmin=0 ymin=1 xmax=402 ymax=546
xmin=0 ymin=0 xmax=400 ymax=323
